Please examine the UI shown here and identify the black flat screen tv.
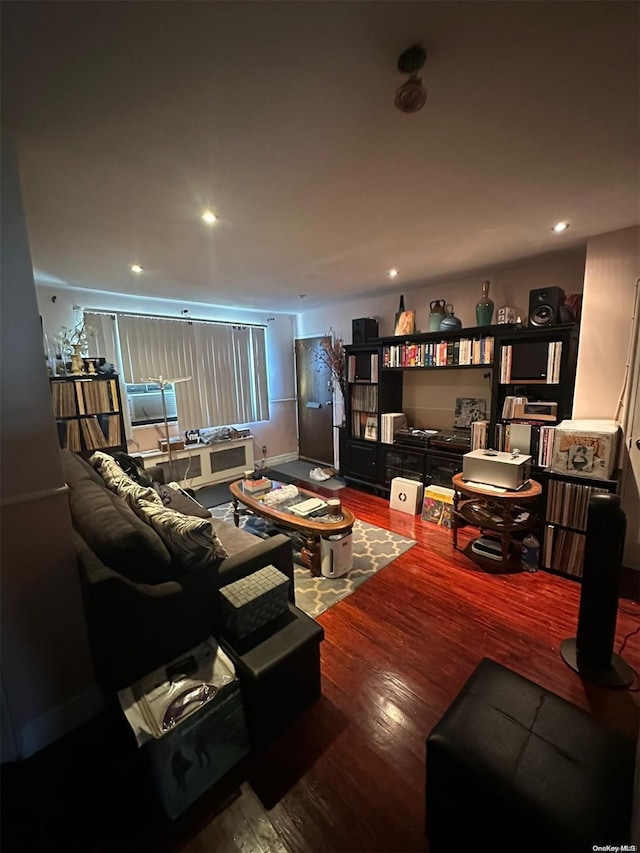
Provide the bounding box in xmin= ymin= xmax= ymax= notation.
xmin=510 ymin=341 xmax=549 ymax=381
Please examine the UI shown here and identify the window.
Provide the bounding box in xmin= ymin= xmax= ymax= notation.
xmin=85 ymin=312 xmax=269 ymax=431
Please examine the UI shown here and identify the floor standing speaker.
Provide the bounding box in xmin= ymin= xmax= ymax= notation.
xmin=352 ymin=317 xmax=379 ymax=344
xmin=528 ymin=286 xmax=565 ymax=327
xmin=560 ymin=493 xmax=633 ymax=687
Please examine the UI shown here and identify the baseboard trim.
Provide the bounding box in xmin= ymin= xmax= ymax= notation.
xmin=20 ymin=683 xmax=104 ymax=759
xmin=266 ymin=452 xmax=299 ymax=467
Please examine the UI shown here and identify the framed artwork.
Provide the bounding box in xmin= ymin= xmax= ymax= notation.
xmin=454 ymin=397 xmax=487 ymax=429
xmin=394 ymin=310 xmax=416 ymax=336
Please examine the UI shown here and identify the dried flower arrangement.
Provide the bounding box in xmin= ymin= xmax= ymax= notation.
xmin=55 ymin=317 xmax=94 ymax=357
xmin=316 ymin=332 xmax=346 ymax=399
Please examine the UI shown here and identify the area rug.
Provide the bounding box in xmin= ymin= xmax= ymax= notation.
xmin=262 ymin=460 xmax=345 ymax=492
xmin=209 ymin=502 xmax=416 ymax=618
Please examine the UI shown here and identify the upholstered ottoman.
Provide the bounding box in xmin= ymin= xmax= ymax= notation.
xmin=426 ymin=658 xmax=636 ymax=852
xmin=221 ymin=603 xmax=324 ymax=747
xmin=220 ymin=565 xmax=289 ymax=640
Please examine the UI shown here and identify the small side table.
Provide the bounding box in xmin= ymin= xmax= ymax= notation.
xmin=451 ymin=473 xmax=542 ymax=564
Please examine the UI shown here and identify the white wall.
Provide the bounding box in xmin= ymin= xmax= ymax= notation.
xmin=573 ymin=227 xmax=640 ymax=420
xmin=37 ymin=285 xmax=299 ymax=461
xmin=1 ymin=137 xmax=98 ymax=760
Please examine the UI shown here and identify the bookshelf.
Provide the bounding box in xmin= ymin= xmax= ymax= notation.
xmin=343 ymin=323 xmax=580 ymax=497
xmin=50 ymin=375 xmax=126 ymax=456
xmin=540 ymin=470 xmax=618 ymax=580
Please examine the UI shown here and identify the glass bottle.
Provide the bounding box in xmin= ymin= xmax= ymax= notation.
xmin=398 ymin=294 xmax=405 ymax=313
xmin=476 ymin=280 xmax=494 ymax=326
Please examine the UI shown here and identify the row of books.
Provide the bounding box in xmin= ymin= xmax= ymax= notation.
xmin=51 ymin=378 xmax=120 ymax=417
xmin=380 ymin=412 xmax=407 ymax=444
xmin=501 ymin=395 xmax=528 ymax=419
xmin=350 ymin=413 xmax=378 ymax=441
xmin=350 ymin=384 xmax=378 ymax=412
xmin=470 ymin=420 xmax=489 ymax=450
xmin=56 ymin=414 xmax=122 ymax=452
xmin=542 ymin=525 xmax=586 ymax=577
xmin=382 ymin=336 xmax=494 ymax=368
xmin=545 ymin=479 xmax=609 ymax=531
xmin=493 ymin=422 xmax=556 ymax=467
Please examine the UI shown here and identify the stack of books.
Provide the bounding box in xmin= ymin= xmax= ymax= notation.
xmin=243 ymin=477 xmax=272 ymax=494
xmin=381 ymin=412 xmax=408 ymax=444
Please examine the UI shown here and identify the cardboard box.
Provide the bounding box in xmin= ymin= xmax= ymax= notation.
xmin=421 ymin=486 xmax=455 ymax=528
xmin=390 ymin=477 xmax=424 ymax=515
xmin=463 ymin=449 xmax=532 ymax=490
xmin=158 ymin=437 xmax=185 ymax=452
xmin=551 ymin=419 xmax=620 ymax=480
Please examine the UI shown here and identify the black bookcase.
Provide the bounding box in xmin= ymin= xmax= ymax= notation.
xmin=50 ymin=374 xmax=127 ymax=457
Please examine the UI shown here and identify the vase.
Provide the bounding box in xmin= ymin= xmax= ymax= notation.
xmin=439 ymin=304 xmax=462 ymax=331
xmin=476 ymin=280 xmax=494 ymax=326
xmin=70 ymin=344 xmax=85 ymax=375
xmin=429 ymin=300 xmax=447 ymax=331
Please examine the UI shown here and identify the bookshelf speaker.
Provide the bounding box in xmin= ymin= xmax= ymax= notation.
xmin=352 ymin=317 xmax=378 ymax=344
xmin=527 ymin=286 xmax=564 ymax=327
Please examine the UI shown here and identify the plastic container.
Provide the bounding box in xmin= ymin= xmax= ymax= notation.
xmin=521 ymin=533 xmax=540 ymax=572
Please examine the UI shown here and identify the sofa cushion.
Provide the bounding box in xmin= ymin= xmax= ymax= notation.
xmin=210 ymin=518 xmax=262 ymax=556
xmin=89 ymin=451 xmax=162 ymax=509
xmin=153 ymin=483 xmax=212 ymax=520
xmin=61 ymin=448 xmax=106 ymax=487
xmin=135 ymin=499 xmax=228 ymax=572
xmin=68 ymin=477 xmax=173 ymax=585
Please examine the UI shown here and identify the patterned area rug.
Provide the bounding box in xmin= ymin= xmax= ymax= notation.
xmin=209 ymin=502 xmax=416 ymax=618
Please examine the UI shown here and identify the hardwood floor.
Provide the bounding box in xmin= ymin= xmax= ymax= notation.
xmin=2 ymin=485 xmax=639 ymax=852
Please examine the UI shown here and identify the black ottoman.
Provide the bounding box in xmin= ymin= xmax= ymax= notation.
xmin=221 ymin=603 xmax=324 ymax=747
xmin=426 ymin=658 xmax=636 ymax=853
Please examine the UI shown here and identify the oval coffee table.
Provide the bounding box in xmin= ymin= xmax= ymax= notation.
xmin=229 ymin=479 xmax=355 ymax=576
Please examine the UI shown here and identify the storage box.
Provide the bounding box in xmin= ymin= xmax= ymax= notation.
xmin=220 ymin=565 xmax=289 ymax=639
xmin=242 ymin=476 xmax=272 ymax=494
xmin=158 ymin=437 xmax=185 ymax=452
xmin=390 ymin=476 xmax=424 ymax=514
xmin=551 ymin=419 xmax=620 ymax=480
xmin=118 ymin=640 xmax=249 ymax=820
xmin=421 ymin=486 xmax=455 ymax=528
xmin=463 ymin=449 xmax=532 ymax=490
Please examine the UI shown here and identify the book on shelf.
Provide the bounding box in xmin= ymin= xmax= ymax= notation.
xmin=80 ymin=416 xmax=109 ymax=450
xmin=542 ymin=525 xmax=586 ymax=577
xmin=380 ymin=412 xmax=407 ymax=444
xmin=470 ymin=420 xmax=489 ymax=450
xmin=382 ymin=335 xmax=494 ymax=369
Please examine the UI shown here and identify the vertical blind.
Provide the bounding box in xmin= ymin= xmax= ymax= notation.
xmin=85 ymin=312 xmax=269 ymax=429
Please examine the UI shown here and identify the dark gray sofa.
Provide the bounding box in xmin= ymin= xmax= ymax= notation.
xmin=62 ymin=450 xmax=294 ymax=690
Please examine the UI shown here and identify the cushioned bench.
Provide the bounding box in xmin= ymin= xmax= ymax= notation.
xmin=426 ymin=658 xmax=637 ymax=853
xmin=220 ymin=603 xmax=324 ymax=747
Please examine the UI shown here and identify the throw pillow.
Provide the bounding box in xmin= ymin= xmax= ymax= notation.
xmin=89 ymin=451 xmax=162 ymax=508
xmin=134 ymin=499 xmax=228 ymax=572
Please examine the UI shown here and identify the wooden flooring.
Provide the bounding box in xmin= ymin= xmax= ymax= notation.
xmin=2 ymin=485 xmax=639 ymax=853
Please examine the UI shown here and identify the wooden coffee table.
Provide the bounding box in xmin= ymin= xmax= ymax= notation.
xmin=451 ymin=472 xmax=542 ymax=565
xmin=229 ymin=479 xmax=355 ymax=576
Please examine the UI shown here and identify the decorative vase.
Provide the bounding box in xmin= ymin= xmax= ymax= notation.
xmin=70 ymin=344 xmax=85 ymax=375
xmin=476 ymin=280 xmax=494 ymax=326
xmin=429 ymin=299 xmax=447 ymax=331
xmin=439 ymin=304 xmax=462 ymax=331
xmin=398 ymin=294 xmax=405 ymax=313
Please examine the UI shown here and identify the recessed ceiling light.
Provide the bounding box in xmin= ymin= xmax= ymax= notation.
xmin=297 ymin=294 xmax=307 ymax=299
xmin=551 ymin=221 xmax=570 ymax=233
xmin=201 ymin=210 xmax=217 ymax=224
xmin=388 ymin=268 xmax=399 ymax=278
xmin=130 ymin=264 xmax=144 ymax=274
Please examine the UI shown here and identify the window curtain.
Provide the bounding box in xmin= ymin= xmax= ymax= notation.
xmin=114 ymin=314 xmax=269 ymax=429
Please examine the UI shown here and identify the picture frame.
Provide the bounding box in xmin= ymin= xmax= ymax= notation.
xmin=394 ymin=309 xmax=416 ymax=336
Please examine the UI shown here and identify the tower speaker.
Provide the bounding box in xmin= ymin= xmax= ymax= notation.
xmin=527 ymin=286 xmax=565 ymax=327
xmin=560 ymin=493 xmax=633 ymax=687
xmin=352 ymin=317 xmax=379 ymax=344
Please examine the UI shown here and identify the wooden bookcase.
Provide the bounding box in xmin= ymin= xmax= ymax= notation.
xmin=50 ymin=374 xmax=126 ymax=457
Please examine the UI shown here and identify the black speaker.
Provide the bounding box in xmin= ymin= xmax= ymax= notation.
xmin=560 ymin=493 xmax=633 ymax=687
xmin=527 ymin=286 xmax=565 ymax=327
xmin=352 ymin=317 xmax=379 ymax=344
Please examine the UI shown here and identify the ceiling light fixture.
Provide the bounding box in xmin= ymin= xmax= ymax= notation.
xmin=395 ymin=43 xmax=427 ymax=113
xmin=552 ymin=221 xmax=570 ymax=233
xmin=130 ymin=264 xmax=144 ymax=274
xmin=388 ymin=268 xmax=399 ymax=278
xmin=297 ymin=294 xmax=307 ymax=299
xmin=201 ymin=210 xmax=217 ymax=224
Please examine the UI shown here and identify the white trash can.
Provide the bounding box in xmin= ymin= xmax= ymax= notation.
xmin=320 ymin=532 xmax=353 ymax=578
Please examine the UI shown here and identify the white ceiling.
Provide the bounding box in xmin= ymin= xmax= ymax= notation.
xmin=2 ymin=1 xmax=639 ymax=313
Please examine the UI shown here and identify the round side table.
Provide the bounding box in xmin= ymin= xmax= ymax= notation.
xmin=451 ymin=473 xmax=542 ymax=565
